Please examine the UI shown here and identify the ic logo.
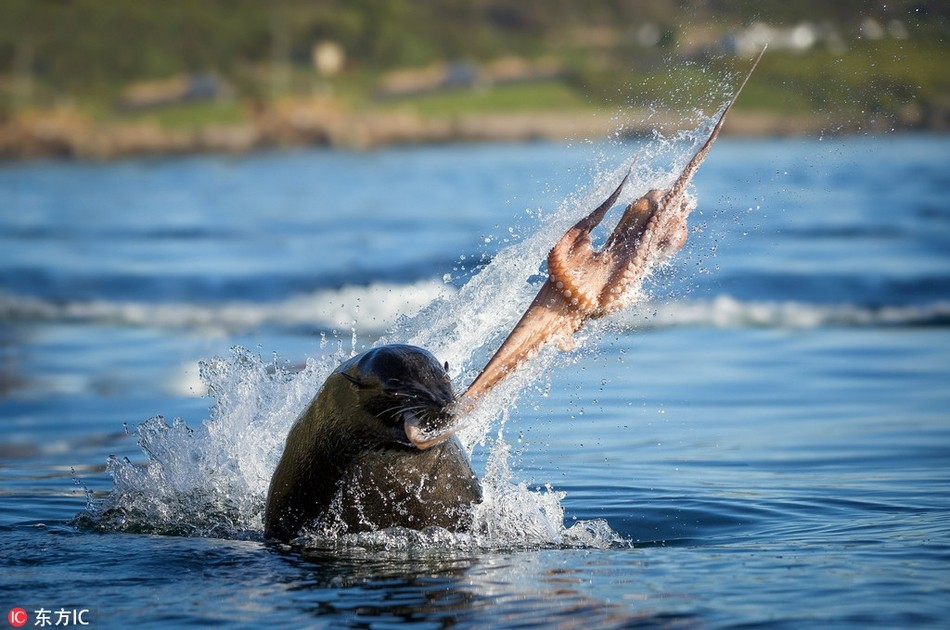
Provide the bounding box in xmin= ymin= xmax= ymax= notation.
xmin=7 ymin=608 xmax=28 ymax=628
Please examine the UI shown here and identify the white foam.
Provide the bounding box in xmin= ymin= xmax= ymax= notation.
xmin=614 ymin=295 xmax=950 ymax=329
xmin=0 ymin=280 xmax=449 ymax=336
xmin=6 ymin=284 xmax=945 ymax=342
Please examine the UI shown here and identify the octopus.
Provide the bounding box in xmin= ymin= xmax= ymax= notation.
xmin=411 ymin=47 xmax=766 ymax=447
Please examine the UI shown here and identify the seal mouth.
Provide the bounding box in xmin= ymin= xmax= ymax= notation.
xmin=404 ymin=416 xmax=452 ymax=449
xmin=402 ymin=404 xmax=461 ymax=450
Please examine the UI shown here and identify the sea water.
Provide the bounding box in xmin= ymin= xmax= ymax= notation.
xmin=1 ymin=133 xmax=948 ymax=627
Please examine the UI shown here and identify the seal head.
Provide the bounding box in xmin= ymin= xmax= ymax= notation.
xmin=264 ymin=344 xmax=481 ymax=542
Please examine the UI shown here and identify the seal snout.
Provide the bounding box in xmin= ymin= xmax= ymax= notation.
xmin=338 ymin=344 xmax=460 ymax=450
xmin=396 ymin=373 xmax=460 ymax=450
xmin=403 ymin=396 xmax=460 ymax=450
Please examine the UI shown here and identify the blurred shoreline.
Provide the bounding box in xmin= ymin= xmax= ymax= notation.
xmin=4 ymin=3 xmax=947 ymax=162
xmin=0 ymin=104 xmax=940 ymax=161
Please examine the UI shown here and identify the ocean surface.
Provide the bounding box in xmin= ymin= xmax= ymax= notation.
xmin=1 ymin=131 xmax=948 ymax=628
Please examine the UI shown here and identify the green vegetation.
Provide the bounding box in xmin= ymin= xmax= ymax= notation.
xmin=0 ymin=0 xmax=947 ymax=145
xmin=629 ymin=38 xmax=946 ymax=120
xmin=393 ymin=82 xmax=591 ymax=117
xmin=111 ymin=101 xmax=247 ymax=130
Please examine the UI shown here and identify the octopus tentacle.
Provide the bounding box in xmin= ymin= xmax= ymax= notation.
xmin=456 ymin=49 xmax=765 ymax=408
xmin=547 ymin=241 xmax=598 ymax=312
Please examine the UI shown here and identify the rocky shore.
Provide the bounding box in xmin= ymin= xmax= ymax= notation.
xmin=0 ymin=97 xmax=941 ymax=161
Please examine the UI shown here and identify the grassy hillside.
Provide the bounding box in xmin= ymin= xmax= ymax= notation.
xmin=0 ymin=0 xmax=946 ymax=156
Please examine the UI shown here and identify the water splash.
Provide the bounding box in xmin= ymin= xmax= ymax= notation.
xmin=78 ymin=121 xmax=733 ymax=550
xmin=81 ymin=348 xmax=340 ymax=538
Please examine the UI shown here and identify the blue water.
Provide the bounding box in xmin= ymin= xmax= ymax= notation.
xmin=2 ymin=133 xmax=949 ymax=628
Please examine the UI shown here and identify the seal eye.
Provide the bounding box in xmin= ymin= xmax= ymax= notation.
xmin=340 ymin=371 xmax=364 ymax=388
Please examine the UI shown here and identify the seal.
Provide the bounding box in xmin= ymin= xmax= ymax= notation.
xmin=264 ymin=344 xmax=481 ymax=542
